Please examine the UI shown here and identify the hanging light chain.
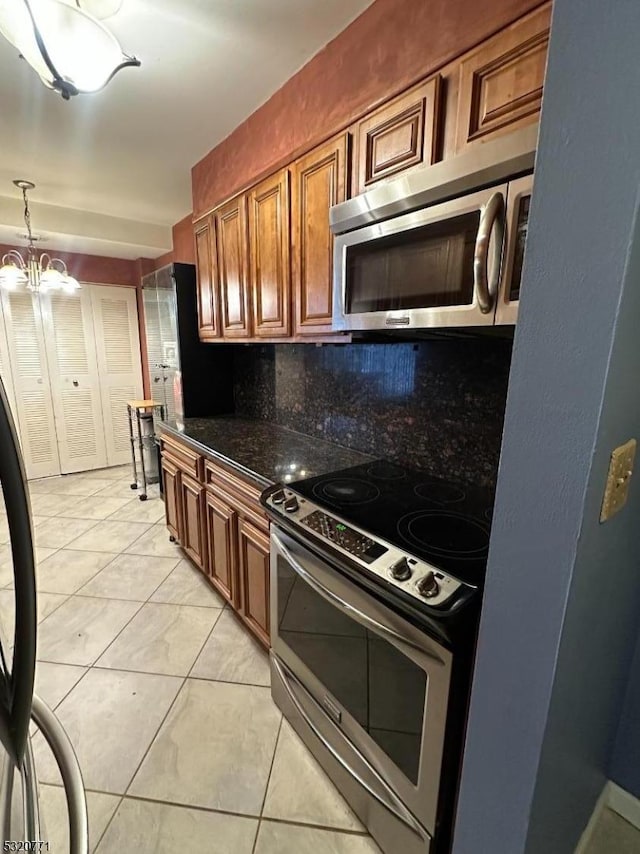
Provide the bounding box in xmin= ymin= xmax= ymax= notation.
xmin=21 ymin=184 xmax=37 ymax=255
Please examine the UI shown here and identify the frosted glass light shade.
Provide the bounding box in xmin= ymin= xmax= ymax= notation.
xmin=0 ymin=264 xmax=28 ymax=291
xmin=0 ymin=0 xmax=139 ymax=98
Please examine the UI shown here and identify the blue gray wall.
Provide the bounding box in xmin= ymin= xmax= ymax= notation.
xmin=452 ymin=1 xmax=640 ymax=852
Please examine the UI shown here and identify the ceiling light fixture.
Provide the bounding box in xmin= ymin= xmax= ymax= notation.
xmin=0 ymin=180 xmax=80 ymax=294
xmin=0 ymin=0 xmax=140 ymax=100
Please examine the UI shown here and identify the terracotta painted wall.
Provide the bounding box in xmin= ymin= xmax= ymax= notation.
xmin=172 ymin=214 xmax=195 ymax=264
xmin=0 ymin=242 xmax=138 ymax=286
xmin=192 ymin=0 xmax=543 ymax=216
xmin=142 ymin=213 xmax=194 ymax=273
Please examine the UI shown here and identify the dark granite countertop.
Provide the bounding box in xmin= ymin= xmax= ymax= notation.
xmin=159 ymin=417 xmax=374 ymax=488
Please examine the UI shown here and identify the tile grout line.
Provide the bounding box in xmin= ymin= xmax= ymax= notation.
xmin=35 ymin=659 xmax=271 ymax=689
xmin=121 ymin=674 xmax=189 ymax=801
xmin=72 ymin=552 xmax=181 ymax=601
xmin=184 ymin=608 xmax=226 ymax=679
xmin=41 ymin=783 xmax=374 ymax=838
xmin=84 ymin=598 xmax=148 ymax=669
xmin=92 ymin=794 xmax=124 ymax=853
xmin=252 ymin=715 xmax=285 ymax=854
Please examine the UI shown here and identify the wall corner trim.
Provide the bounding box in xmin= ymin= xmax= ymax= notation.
xmin=575 ymin=781 xmax=640 ymax=853
xmin=607 ymin=782 xmax=640 ymax=831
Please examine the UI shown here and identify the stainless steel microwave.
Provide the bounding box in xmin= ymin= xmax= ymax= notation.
xmin=329 ymin=126 xmax=536 ymax=331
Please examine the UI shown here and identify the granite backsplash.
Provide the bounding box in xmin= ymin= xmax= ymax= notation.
xmin=232 ymin=339 xmax=512 ymax=487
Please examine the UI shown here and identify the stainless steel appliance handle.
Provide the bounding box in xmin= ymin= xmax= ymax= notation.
xmin=272 ymin=531 xmax=442 ymax=661
xmin=21 ymin=737 xmax=40 ymax=842
xmin=474 ymin=191 xmax=505 ymax=313
xmin=272 ymin=655 xmax=428 ymax=841
xmin=0 ymin=377 xmax=36 ymax=764
xmin=31 ymin=694 xmax=89 ymax=854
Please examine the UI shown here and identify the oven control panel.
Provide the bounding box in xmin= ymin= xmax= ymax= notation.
xmin=301 ymin=511 xmax=388 ymax=564
xmin=265 ymin=487 xmax=463 ymax=608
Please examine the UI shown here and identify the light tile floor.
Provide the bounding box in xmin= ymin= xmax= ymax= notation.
xmin=1 ymin=466 xmax=381 ymax=853
xmin=585 ymin=808 xmax=640 ymax=854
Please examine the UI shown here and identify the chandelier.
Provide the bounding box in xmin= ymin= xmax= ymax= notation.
xmin=0 ymin=0 xmax=140 ymax=100
xmin=0 ymin=180 xmax=80 ymax=294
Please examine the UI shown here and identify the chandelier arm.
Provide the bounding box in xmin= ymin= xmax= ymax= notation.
xmin=21 ymin=0 xmax=78 ymax=100
xmin=3 ymin=251 xmax=27 ymax=269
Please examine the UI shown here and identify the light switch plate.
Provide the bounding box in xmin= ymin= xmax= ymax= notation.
xmin=600 ymin=438 xmax=636 ymax=522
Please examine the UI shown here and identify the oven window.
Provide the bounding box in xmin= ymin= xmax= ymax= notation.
xmin=345 ymin=211 xmax=480 ymax=314
xmin=510 ymin=195 xmax=530 ymax=302
xmin=277 ymin=557 xmax=427 ymax=784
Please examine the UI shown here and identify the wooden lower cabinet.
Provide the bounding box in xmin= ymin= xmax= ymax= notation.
xmin=238 ymin=519 xmax=270 ymax=647
xmin=179 ymin=473 xmax=207 ymax=570
xmin=161 ymin=436 xmax=271 ymax=647
xmin=161 ymin=455 xmax=181 ymax=543
xmin=205 ymin=487 xmax=239 ymax=606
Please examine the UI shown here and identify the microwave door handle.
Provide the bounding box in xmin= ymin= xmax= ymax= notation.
xmin=272 ymin=532 xmax=442 ymax=661
xmin=474 ymin=191 xmax=505 ymax=314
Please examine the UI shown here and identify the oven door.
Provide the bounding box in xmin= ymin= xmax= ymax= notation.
xmin=270 ymin=526 xmax=453 ymax=837
xmin=332 ymin=184 xmax=507 ymax=332
xmin=495 ymin=173 xmax=533 ymax=325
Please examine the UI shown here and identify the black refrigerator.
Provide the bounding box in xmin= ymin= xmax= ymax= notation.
xmin=141 ymin=263 xmax=234 ymax=426
xmin=0 ymin=375 xmax=88 ymax=851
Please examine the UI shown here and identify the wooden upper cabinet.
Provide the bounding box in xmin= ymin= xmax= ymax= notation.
xmin=215 ymin=195 xmax=251 ymax=339
xmin=455 ymin=2 xmax=551 ymax=153
xmin=354 ymin=76 xmax=441 ymax=194
xmin=292 ymin=133 xmax=349 ymax=335
xmin=248 ymin=169 xmax=291 ymax=338
xmin=194 ymin=217 xmax=221 ymax=340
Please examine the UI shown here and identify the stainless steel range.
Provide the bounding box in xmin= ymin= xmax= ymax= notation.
xmin=261 ymin=461 xmax=494 ymax=854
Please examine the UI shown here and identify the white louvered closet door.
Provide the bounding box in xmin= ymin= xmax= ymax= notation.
xmin=90 ymin=285 xmax=143 ymax=467
xmin=0 ymin=290 xmax=61 ymax=479
xmin=40 ymin=289 xmax=108 ymax=474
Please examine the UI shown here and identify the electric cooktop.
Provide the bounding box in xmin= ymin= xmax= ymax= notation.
xmin=265 ymin=459 xmax=495 ymax=599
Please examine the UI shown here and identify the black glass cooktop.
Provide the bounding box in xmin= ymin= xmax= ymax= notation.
xmin=291 ymin=460 xmax=495 ymax=586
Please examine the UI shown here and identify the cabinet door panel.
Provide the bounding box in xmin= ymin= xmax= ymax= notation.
xmin=293 ymin=133 xmax=349 ymax=335
xmin=355 ymin=77 xmax=441 ymax=194
xmin=180 ymin=473 xmax=207 ymax=570
xmin=238 ymin=519 xmax=270 ymax=647
xmin=194 ymin=217 xmax=221 ymax=340
xmin=161 ymin=455 xmax=181 ymax=543
xmin=205 ymin=488 xmax=238 ymax=606
xmin=248 ymin=169 xmax=291 ymax=337
xmin=216 ymin=195 xmax=251 ymax=338
xmin=455 ymin=3 xmax=551 ymax=152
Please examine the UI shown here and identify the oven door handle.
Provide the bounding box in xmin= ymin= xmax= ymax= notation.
xmin=474 ymin=190 xmax=505 ymax=314
xmin=272 ymin=531 xmax=444 ymax=661
xmin=272 ymin=655 xmax=430 ymax=842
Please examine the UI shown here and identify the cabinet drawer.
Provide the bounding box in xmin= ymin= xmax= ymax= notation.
xmin=161 ymin=435 xmax=203 ymax=479
xmin=205 ymin=459 xmax=268 ymax=533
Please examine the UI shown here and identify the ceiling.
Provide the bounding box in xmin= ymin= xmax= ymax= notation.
xmin=0 ymin=0 xmax=373 ymax=259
